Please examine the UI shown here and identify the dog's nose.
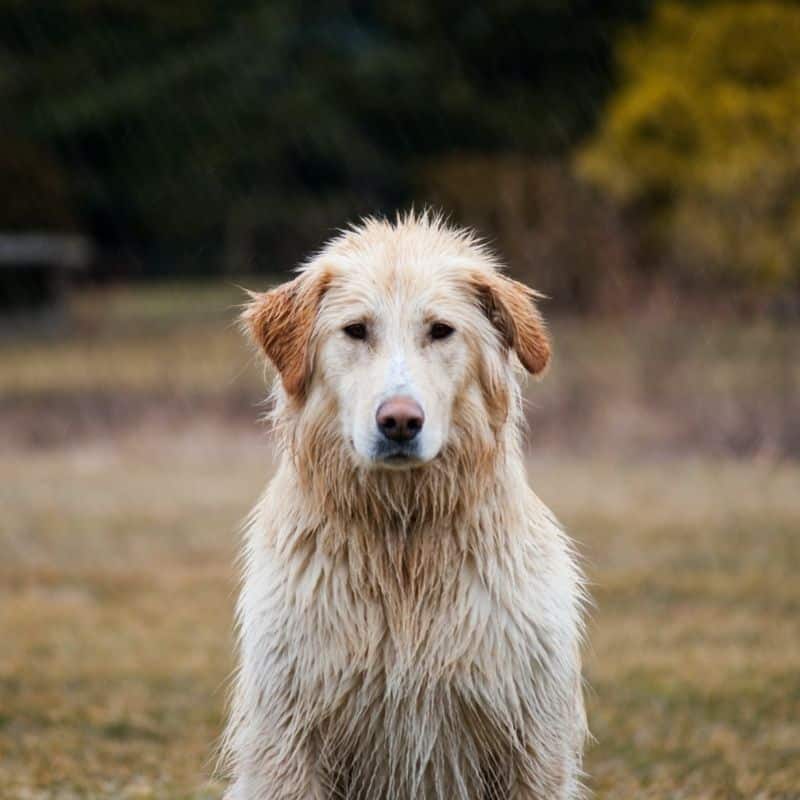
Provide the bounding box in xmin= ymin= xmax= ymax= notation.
xmin=376 ymin=396 xmax=425 ymax=443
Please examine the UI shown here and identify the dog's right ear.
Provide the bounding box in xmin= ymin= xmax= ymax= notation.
xmin=242 ymin=270 xmax=330 ymax=398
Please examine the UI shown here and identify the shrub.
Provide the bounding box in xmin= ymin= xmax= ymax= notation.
xmin=577 ymin=1 xmax=800 ymax=291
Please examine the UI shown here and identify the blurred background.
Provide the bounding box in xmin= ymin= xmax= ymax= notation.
xmin=1 ymin=2 xmax=799 ymax=798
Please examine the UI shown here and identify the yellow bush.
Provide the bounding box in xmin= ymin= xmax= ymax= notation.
xmin=577 ymin=1 xmax=800 ymax=289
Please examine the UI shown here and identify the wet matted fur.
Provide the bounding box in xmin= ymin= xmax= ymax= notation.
xmin=222 ymin=213 xmax=588 ymax=799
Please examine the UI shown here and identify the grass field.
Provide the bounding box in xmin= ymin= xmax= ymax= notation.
xmin=3 ymin=280 xmax=798 ymax=456
xmin=2 ymin=282 xmax=799 ymax=798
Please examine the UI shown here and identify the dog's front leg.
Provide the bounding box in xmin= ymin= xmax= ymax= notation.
xmin=223 ymin=726 xmax=326 ymax=800
xmin=511 ymin=774 xmax=583 ymax=800
xmin=223 ymin=661 xmax=327 ymax=800
xmin=510 ymin=736 xmax=585 ymax=800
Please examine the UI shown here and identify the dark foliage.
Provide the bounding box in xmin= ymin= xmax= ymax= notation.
xmin=0 ymin=1 xmax=651 ymax=275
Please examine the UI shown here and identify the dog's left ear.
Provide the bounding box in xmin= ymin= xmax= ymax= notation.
xmin=242 ymin=270 xmax=330 ymax=398
xmin=474 ymin=273 xmax=551 ymax=375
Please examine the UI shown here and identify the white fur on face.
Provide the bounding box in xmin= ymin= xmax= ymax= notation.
xmin=315 ymin=274 xmax=473 ymax=468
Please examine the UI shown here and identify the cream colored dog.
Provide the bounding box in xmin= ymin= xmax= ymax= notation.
xmin=222 ymin=213 xmax=587 ymax=799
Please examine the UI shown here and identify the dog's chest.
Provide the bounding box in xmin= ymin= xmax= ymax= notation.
xmin=303 ymin=577 xmax=516 ymax=799
xmin=283 ymin=539 xmax=519 ymax=679
xmin=279 ymin=540 xmax=539 ymax=729
xmin=245 ymin=515 xmax=581 ymax=798
xmin=315 ymin=676 xmax=514 ymax=800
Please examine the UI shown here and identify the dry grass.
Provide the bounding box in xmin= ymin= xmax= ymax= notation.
xmin=2 ymin=433 xmax=798 ymax=798
xmin=2 ymin=281 xmax=799 ymax=798
xmin=0 ymin=428 xmax=266 ymax=800
xmin=1 ymin=280 xmax=798 ymax=456
xmin=529 ymin=456 xmax=800 ymax=799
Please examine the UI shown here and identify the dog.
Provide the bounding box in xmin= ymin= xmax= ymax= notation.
xmin=222 ymin=213 xmax=587 ymax=799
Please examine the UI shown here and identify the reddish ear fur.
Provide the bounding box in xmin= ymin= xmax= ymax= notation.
xmin=476 ymin=273 xmax=551 ymax=375
xmin=242 ymin=271 xmax=330 ymax=397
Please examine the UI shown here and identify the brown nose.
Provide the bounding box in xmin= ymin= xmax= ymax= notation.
xmin=376 ymin=396 xmax=425 ymax=443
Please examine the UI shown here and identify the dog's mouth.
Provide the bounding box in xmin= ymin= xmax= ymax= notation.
xmin=376 ymin=448 xmax=423 ymax=469
xmin=349 ymin=436 xmax=439 ymax=470
xmin=364 ymin=439 xmax=428 ymax=469
xmin=381 ymin=451 xmax=417 ymax=467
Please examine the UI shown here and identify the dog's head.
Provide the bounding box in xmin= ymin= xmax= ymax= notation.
xmin=244 ymin=214 xmax=549 ymax=472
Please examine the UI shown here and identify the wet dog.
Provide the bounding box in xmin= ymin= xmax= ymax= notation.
xmin=223 ymin=213 xmax=587 ymax=799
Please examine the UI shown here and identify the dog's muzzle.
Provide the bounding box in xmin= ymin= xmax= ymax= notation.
xmin=373 ymin=395 xmax=424 ymax=464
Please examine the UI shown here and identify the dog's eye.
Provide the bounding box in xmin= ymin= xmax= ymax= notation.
xmin=430 ymin=322 xmax=455 ymax=340
xmin=343 ymin=322 xmax=368 ymax=340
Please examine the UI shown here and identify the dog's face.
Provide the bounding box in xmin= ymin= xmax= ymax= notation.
xmin=317 ymin=266 xmax=482 ymax=467
xmin=244 ymin=216 xmax=550 ymax=471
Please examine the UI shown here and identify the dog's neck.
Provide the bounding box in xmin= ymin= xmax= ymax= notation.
xmin=264 ymin=442 xmax=531 ymax=611
xmin=284 ymin=432 xmax=523 ymax=538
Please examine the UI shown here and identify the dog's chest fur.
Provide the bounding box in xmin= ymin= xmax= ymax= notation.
xmin=241 ymin=497 xmax=579 ymax=799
